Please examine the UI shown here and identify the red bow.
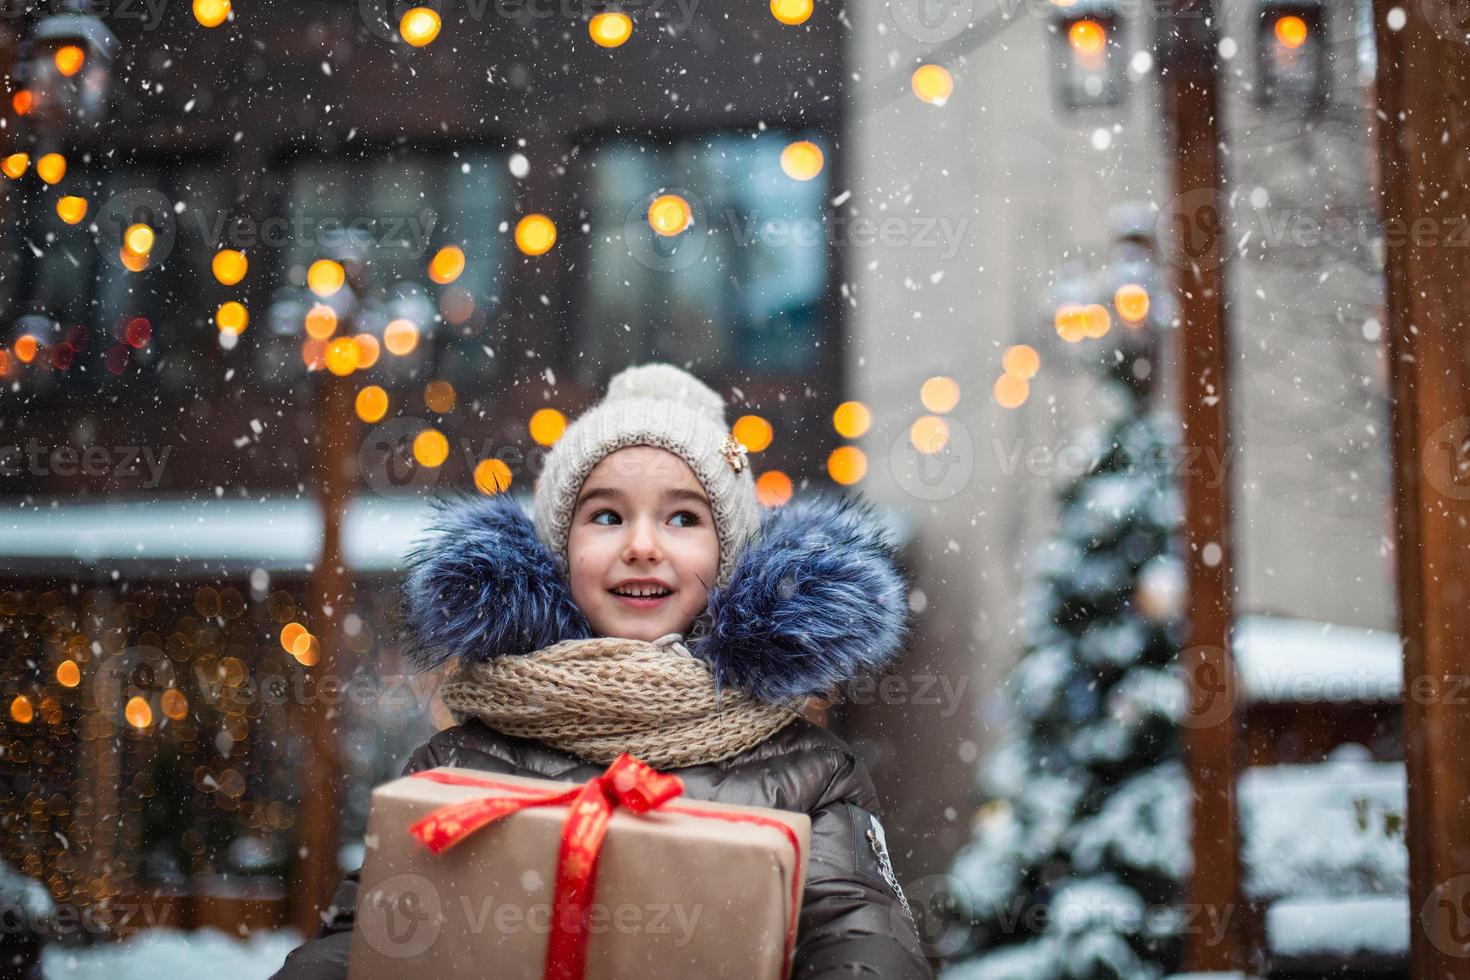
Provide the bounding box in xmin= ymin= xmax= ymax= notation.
xmin=408 ymin=754 xmax=686 ymax=980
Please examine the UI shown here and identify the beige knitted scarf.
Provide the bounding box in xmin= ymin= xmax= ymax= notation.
xmin=437 ymin=633 xmax=801 ymax=770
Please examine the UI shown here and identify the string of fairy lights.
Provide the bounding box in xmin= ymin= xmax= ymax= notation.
xmin=0 ymin=0 xmax=1117 ymax=517
xmin=2 ymin=579 xmax=410 ymax=915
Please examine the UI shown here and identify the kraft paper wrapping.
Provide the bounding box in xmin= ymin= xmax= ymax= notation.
xmin=347 ymin=765 xmax=811 ymax=979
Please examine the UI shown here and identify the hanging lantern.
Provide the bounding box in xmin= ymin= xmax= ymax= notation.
xmin=1256 ymin=0 xmax=1327 ymax=111
xmin=1104 ymin=200 xmax=1176 ymax=331
xmin=17 ymin=2 xmax=119 ymax=133
xmin=1049 ymin=0 xmax=1127 ymax=111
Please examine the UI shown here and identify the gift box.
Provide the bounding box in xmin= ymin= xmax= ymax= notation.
xmin=347 ymin=755 xmax=810 ymax=980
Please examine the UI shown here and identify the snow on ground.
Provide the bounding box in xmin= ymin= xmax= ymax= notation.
xmin=42 ymin=928 xmax=301 ymax=980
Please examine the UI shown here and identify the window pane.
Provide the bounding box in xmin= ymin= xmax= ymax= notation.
xmin=276 ymin=150 xmax=507 ymax=387
xmin=576 ymin=132 xmax=830 ymax=384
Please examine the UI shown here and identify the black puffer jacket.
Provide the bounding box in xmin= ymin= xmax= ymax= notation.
xmin=275 ymin=492 xmax=934 ymax=979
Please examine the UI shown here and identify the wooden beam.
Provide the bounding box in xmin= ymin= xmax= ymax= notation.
xmin=1155 ymin=0 xmax=1244 ymax=970
xmin=289 ymin=371 xmax=354 ymax=938
xmin=1368 ymin=0 xmax=1470 ymax=972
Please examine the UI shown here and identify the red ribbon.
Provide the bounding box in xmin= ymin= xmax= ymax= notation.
xmin=407 ymin=755 xmax=801 ymax=980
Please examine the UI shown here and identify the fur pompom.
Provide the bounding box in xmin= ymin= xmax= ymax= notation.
xmin=695 ymin=495 xmax=914 ymax=704
xmin=603 ymin=363 xmax=727 ymax=423
xmin=401 ymin=494 xmax=590 ymax=668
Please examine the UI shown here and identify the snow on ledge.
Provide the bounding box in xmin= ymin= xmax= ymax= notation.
xmin=0 ymin=495 xmax=437 ymax=574
xmin=1233 ymin=615 xmax=1402 ymax=705
xmin=1239 ymin=759 xmax=1407 ymax=901
xmin=1265 ymin=895 xmax=1409 ymax=959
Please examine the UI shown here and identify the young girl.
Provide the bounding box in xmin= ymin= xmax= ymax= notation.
xmin=275 ymin=363 xmax=933 ymax=979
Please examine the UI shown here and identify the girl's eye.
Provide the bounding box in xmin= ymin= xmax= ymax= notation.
xmin=669 ymin=511 xmax=700 ymax=528
xmin=590 ymin=509 xmax=621 ymax=526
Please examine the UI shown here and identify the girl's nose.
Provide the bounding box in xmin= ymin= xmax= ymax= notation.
xmin=623 ymin=517 xmax=663 ymax=562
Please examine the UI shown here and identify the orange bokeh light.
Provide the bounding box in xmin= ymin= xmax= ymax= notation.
xmin=994 ymin=374 xmax=1029 ymax=409
xmin=324 ymin=337 xmax=359 ymax=376
xmin=212 ymin=249 xmax=248 ymax=285
xmin=54 ymin=45 xmax=85 ymax=77
xmin=1002 ymin=344 xmax=1041 ymax=380
xmin=780 ymin=141 xmax=824 ymax=181
xmin=529 ymin=408 xmax=567 ymax=446
xmin=770 ymin=0 xmax=813 ymax=24
xmin=428 ymin=245 xmax=465 ymax=284
xmin=9 ymin=695 xmax=33 ymax=724
xmin=305 ymin=304 xmax=338 ymax=340
xmin=474 ymin=458 xmax=514 ymax=495
xmin=424 ymin=380 xmax=457 ymax=414
xmin=353 ymin=333 xmax=381 ymax=369
xmin=515 ymin=214 xmax=558 ymax=255
xmin=827 ymin=446 xmax=868 ymax=486
xmin=911 ymin=64 xmax=954 ymax=105
xmin=56 ymin=660 xmax=80 ymax=687
xmin=755 ymin=470 xmax=794 ymax=507
xmin=589 ymin=11 xmax=633 ymax=47
xmin=384 ymin=319 xmax=420 ymax=356
xmin=909 ymin=415 xmax=950 ymax=454
xmin=1274 ymin=14 xmax=1308 ymax=48
xmin=647 ymin=195 xmax=692 ymax=237
xmin=413 ymin=429 xmax=449 ymax=468
xmin=280 ymin=622 xmax=306 ymax=654
xmin=355 ymin=385 xmax=389 ymax=423
xmin=124 ymin=695 xmax=153 ymax=729
xmin=832 ymin=401 xmax=872 ymax=438
xmin=1115 ymin=283 xmax=1150 ymax=324
xmin=307 ymin=259 xmax=345 ymax=297
xmin=1068 ymin=19 xmax=1106 ymax=56
xmin=732 ymin=415 xmax=774 ymax=453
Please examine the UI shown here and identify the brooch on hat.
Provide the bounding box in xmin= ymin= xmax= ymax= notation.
xmin=719 ymin=434 xmax=749 ymax=474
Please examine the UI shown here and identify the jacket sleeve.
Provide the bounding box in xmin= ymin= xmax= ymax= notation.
xmin=791 ymin=752 xmax=934 ymax=980
xmin=271 ymin=739 xmax=461 ymax=980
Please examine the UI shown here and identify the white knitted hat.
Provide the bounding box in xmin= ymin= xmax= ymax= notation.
xmin=532 ymin=364 xmax=761 ymax=588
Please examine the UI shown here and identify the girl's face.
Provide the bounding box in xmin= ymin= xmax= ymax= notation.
xmin=566 ymin=445 xmax=720 ymax=642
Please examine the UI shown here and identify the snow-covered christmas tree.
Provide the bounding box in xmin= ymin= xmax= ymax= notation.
xmin=941 ymin=266 xmax=1193 ymax=980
